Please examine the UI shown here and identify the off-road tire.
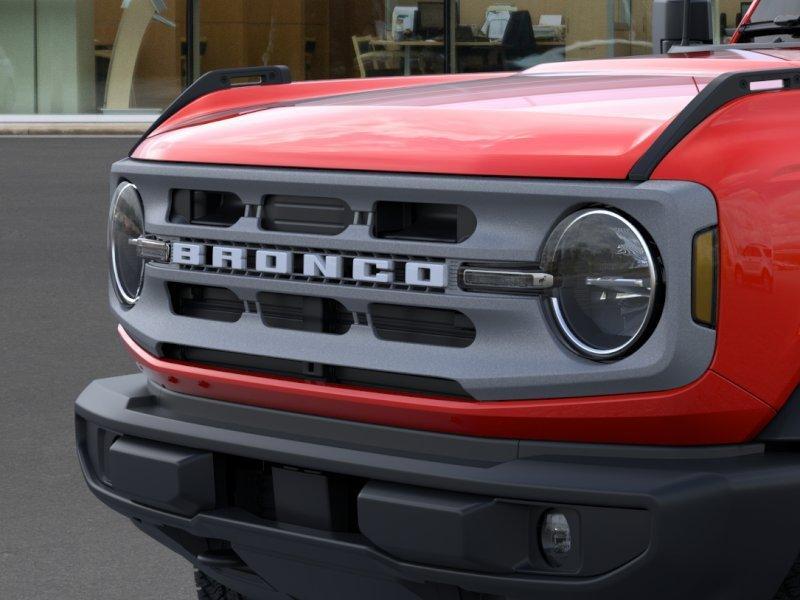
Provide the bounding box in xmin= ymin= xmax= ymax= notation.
xmin=195 ymin=569 xmax=248 ymax=600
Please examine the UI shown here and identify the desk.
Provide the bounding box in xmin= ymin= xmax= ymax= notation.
xmin=370 ymin=38 xmax=563 ymax=75
xmin=371 ymin=38 xmax=501 ymax=75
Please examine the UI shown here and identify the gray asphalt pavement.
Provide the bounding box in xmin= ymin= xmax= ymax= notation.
xmin=0 ymin=138 xmax=195 ymax=599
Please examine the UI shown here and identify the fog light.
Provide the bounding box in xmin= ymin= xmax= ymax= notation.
xmin=540 ymin=510 xmax=573 ymax=567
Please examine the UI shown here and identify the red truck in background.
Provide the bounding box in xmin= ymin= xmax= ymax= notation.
xmin=77 ymin=1 xmax=800 ymax=598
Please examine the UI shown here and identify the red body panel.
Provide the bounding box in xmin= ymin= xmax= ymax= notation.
xmin=153 ymin=73 xmax=507 ymax=135
xmin=127 ymin=49 xmax=800 ymax=445
xmin=122 ymin=327 xmax=773 ymax=446
xmin=135 ymin=72 xmax=699 ymax=179
xmin=133 ymin=53 xmax=796 ymax=179
xmin=653 ymin=89 xmax=800 ymax=411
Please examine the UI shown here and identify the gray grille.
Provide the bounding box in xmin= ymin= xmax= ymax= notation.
xmin=112 ymin=159 xmax=717 ymax=401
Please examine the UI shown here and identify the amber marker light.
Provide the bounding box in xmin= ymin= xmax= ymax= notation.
xmin=692 ymin=227 xmax=718 ymax=327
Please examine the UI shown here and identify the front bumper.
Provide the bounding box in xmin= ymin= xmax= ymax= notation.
xmin=77 ymin=374 xmax=800 ymax=600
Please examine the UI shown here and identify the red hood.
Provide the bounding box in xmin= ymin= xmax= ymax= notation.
xmin=133 ymin=49 xmax=800 ymax=179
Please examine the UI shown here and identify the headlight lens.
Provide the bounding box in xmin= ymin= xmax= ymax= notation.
xmin=542 ymin=209 xmax=659 ymax=359
xmin=109 ymin=182 xmax=145 ymax=305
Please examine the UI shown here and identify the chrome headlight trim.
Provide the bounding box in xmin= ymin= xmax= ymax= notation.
xmin=543 ymin=208 xmax=660 ymax=360
xmin=109 ymin=181 xmax=146 ymax=306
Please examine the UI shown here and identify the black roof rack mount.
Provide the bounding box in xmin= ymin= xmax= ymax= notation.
xmin=668 ymin=40 xmax=800 ymax=54
xmin=629 ymin=67 xmax=800 ymax=181
xmin=130 ymin=65 xmax=291 ymax=155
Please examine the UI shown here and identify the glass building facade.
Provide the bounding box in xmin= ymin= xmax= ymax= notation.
xmin=0 ymin=1 xmax=750 ymax=116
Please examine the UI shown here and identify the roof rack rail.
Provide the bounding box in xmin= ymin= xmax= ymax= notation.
xmin=130 ymin=65 xmax=291 ymax=155
xmin=629 ymin=67 xmax=800 ymax=181
xmin=668 ymin=41 xmax=800 ymax=53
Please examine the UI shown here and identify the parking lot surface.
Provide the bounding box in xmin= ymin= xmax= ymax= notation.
xmin=0 ymin=137 xmax=195 ymax=600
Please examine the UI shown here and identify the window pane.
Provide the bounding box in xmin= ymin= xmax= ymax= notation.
xmin=198 ymin=1 xmax=445 ymax=81
xmin=98 ymin=0 xmax=186 ymax=112
xmin=329 ymin=0 xmax=446 ymax=78
xmin=363 ymin=1 xmax=447 ymax=76
xmin=0 ymin=0 xmax=35 ymax=113
xmin=0 ymin=0 xmax=186 ymax=114
xmin=454 ymin=1 xmax=653 ymax=73
xmin=719 ymin=0 xmax=752 ymax=32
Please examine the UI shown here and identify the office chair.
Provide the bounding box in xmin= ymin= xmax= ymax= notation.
xmin=351 ymin=36 xmax=403 ymax=78
xmin=501 ymin=11 xmax=537 ymax=67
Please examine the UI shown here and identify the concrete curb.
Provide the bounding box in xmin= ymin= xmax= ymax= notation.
xmin=0 ymin=123 xmax=149 ymax=135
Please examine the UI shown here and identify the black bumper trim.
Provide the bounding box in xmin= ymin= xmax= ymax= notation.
xmin=76 ymin=374 xmax=800 ymax=600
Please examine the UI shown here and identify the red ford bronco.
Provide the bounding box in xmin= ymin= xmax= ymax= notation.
xmin=76 ymin=1 xmax=800 ymax=598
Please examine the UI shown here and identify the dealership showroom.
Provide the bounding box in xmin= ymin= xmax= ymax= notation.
xmin=0 ymin=0 xmax=754 ymax=118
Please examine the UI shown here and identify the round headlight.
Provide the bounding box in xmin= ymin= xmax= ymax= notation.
xmin=109 ymin=182 xmax=145 ymax=305
xmin=541 ymin=209 xmax=659 ymax=359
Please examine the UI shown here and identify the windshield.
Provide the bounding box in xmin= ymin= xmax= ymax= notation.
xmin=751 ymin=0 xmax=800 ymax=22
xmin=740 ymin=0 xmax=800 ymax=42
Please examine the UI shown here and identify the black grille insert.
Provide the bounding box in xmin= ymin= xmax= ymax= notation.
xmin=160 ymin=344 xmax=471 ymax=398
xmin=262 ymin=195 xmax=353 ymax=235
xmin=373 ymin=201 xmax=476 ymax=243
xmin=168 ymin=284 xmax=244 ymax=322
xmin=370 ymin=304 xmax=476 ymax=348
xmin=258 ymin=292 xmax=353 ymax=335
xmin=170 ymin=189 xmax=245 ymax=227
xmin=222 ymin=456 xmax=365 ymax=533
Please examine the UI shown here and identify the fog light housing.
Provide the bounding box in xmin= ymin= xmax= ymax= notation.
xmin=109 ymin=181 xmax=146 ymax=305
xmin=540 ymin=510 xmax=574 ymax=567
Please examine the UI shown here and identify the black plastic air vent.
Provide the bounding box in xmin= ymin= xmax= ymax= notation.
xmin=370 ymin=304 xmax=476 ymax=348
xmin=168 ymin=284 xmax=244 ymax=322
xmin=160 ymin=345 xmax=471 ymax=398
xmin=262 ymin=195 xmax=353 ymax=235
xmin=170 ymin=189 xmax=245 ymax=227
xmin=258 ymin=292 xmax=353 ymax=335
xmin=373 ymin=202 xmax=476 ymax=243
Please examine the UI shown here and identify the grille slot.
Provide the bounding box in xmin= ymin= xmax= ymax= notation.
xmin=373 ymin=201 xmax=476 ymax=243
xmin=262 ymin=195 xmax=353 ymax=235
xmin=168 ymin=283 xmax=244 ymax=322
xmin=370 ymin=304 xmax=476 ymax=348
xmin=170 ymin=189 xmax=245 ymax=227
xmin=161 ymin=344 xmax=471 ymax=398
xmin=223 ymin=455 xmax=365 ymax=533
xmin=258 ymin=292 xmax=353 ymax=335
